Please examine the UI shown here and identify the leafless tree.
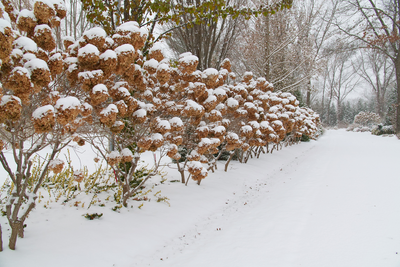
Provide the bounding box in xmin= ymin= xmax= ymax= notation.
xmin=165 ymin=0 xmax=247 ymax=70
xmin=231 ymin=0 xmax=337 ymax=101
xmin=324 ymin=47 xmax=361 ymax=125
xmin=64 ymin=0 xmax=91 ymax=40
xmin=333 ymin=0 xmax=400 ymax=133
xmin=355 ymin=49 xmax=395 ymax=119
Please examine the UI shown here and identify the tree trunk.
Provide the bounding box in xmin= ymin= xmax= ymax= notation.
xmin=224 ymin=152 xmax=235 ymax=172
xmin=0 ymin=223 xmax=3 ymax=251
xmin=9 ymin=221 xmax=23 ymax=250
xmin=395 ymin=53 xmax=400 ymax=134
xmin=177 ymin=162 xmax=185 ymax=184
xmin=306 ymin=80 xmax=311 ymax=107
xmin=263 ymin=14 xmax=270 ymax=81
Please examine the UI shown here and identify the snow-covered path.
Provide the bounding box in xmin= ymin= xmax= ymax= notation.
xmin=1 ymin=130 xmax=400 ymax=267
xmin=149 ymin=130 xmax=400 ymax=267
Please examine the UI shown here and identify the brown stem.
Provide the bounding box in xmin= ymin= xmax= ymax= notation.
xmin=224 ymin=152 xmax=235 ymax=172
xmin=9 ymin=221 xmax=22 ymax=250
xmin=0 ymin=223 xmax=3 ymax=252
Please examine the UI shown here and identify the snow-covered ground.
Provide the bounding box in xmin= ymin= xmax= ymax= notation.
xmin=1 ymin=129 xmax=400 ymax=267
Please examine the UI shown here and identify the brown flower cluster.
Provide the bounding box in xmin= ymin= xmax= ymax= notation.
xmin=1 ymin=0 xmax=320 ymax=187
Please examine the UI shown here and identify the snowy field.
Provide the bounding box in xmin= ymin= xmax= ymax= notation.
xmin=1 ymin=129 xmax=400 ymax=267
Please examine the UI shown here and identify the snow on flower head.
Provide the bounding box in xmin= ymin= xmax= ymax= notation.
xmin=179 ymin=53 xmax=199 ymax=64
xmin=115 ymin=44 xmax=135 ymax=55
xmin=83 ymin=27 xmax=107 ymax=40
xmin=143 ymin=58 xmax=158 ymax=69
xmin=100 ymin=49 xmax=117 ymax=60
xmin=121 ymin=148 xmax=133 ymax=157
xmin=24 ymin=58 xmax=50 ymax=72
xmin=55 ymin=96 xmax=80 ymax=110
xmin=149 ymin=42 xmax=164 ymax=53
xmin=203 ymin=68 xmax=219 ymax=76
xmin=1 ymin=95 xmax=21 ymax=106
xmin=32 ymin=105 xmax=54 ymax=119
xmin=100 ymin=104 xmax=118 ymax=115
xmin=226 ymin=98 xmax=239 ymax=108
xmin=116 ymin=21 xmax=140 ymax=32
xmin=92 ymin=83 xmax=108 ymax=93
xmin=14 ymin=36 xmax=38 ymax=53
xmin=78 ymin=44 xmax=100 ymax=57
xmin=16 ymin=9 xmax=36 ymax=23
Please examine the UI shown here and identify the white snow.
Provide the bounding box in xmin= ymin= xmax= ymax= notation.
xmin=157 ymin=63 xmax=169 ymax=72
xmin=241 ymin=125 xmax=253 ymax=133
xmin=203 ymin=68 xmax=219 ymax=76
xmin=1 ymin=130 xmax=400 ymax=267
xmin=115 ymin=44 xmax=135 ymax=55
xmin=212 ymin=125 xmax=226 ymax=134
xmin=48 ymin=158 xmax=64 ymax=168
xmin=32 ymin=105 xmax=54 ymax=119
xmin=62 ymin=36 xmax=75 ymax=43
xmin=121 ymin=148 xmax=133 ymax=158
xmin=203 ymin=95 xmax=217 ymax=104
xmin=99 ymin=50 xmax=117 ymax=60
xmin=64 ymin=57 xmax=78 ymax=65
xmin=107 ymin=151 xmax=120 ymax=159
xmin=81 ymin=102 xmax=92 ymax=112
xmin=92 ymin=84 xmax=108 ymax=94
xmin=213 ymin=88 xmax=226 ymax=98
xmin=248 ymin=120 xmax=260 ymax=129
xmin=149 ymin=42 xmax=165 ymax=53
xmin=157 ymin=120 xmax=171 ymax=130
xmin=151 ymin=133 xmax=163 ymax=141
xmin=55 ymin=96 xmax=80 ymax=110
xmin=14 ymin=37 xmax=38 ymax=53
xmin=1 ymin=95 xmax=21 ymax=106
xmin=116 ymin=21 xmax=143 ymax=35
xmin=10 ymin=66 xmax=30 ymax=77
xmin=100 ymin=104 xmax=118 ymax=115
xmin=16 ymin=9 xmax=36 ymax=22
xmin=226 ymin=97 xmax=239 ymax=108
xmin=49 ymin=53 xmax=62 ymax=62
xmin=143 ymin=58 xmax=159 ymax=69
xmin=78 ymin=44 xmax=100 ymax=57
xmin=35 ymin=0 xmax=55 ymax=8
xmin=133 ymin=108 xmax=146 ymax=118
xmin=185 ymin=100 xmax=204 ymax=111
xmin=169 ymin=117 xmax=183 ymax=127
xmin=11 ymin=49 xmax=23 ymax=59
xmin=83 ymin=27 xmax=107 ymax=40
xmin=77 ymin=70 xmax=103 ymax=80
xmin=0 ymin=18 xmax=12 ymax=34
xmin=24 ymin=58 xmax=50 ymax=72
xmin=34 ymin=24 xmax=52 ymax=33
xmin=179 ymin=53 xmax=198 ymax=64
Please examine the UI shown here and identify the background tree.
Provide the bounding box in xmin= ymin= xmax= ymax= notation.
xmin=334 ymin=0 xmax=400 ymax=133
xmin=81 ymin=0 xmax=294 ymax=55
xmin=165 ymin=0 xmax=247 ymax=70
xmin=323 ymin=47 xmax=361 ymax=126
xmin=355 ymin=49 xmax=395 ymax=119
xmin=232 ymin=0 xmax=337 ymax=102
xmin=0 ymin=0 xmax=80 ymax=250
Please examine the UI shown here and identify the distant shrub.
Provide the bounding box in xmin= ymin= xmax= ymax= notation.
xmin=371 ymin=124 xmax=395 ymax=136
xmin=354 ymin=111 xmax=381 ymax=127
xmin=301 ymin=134 xmax=310 ymax=142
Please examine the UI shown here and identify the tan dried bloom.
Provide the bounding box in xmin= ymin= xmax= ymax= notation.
xmin=34 ymin=0 xmax=56 ymax=24
xmin=34 ymin=24 xmax=56 ymax=52
xmin=32 ymin=105 xmax=56 ymax=133
xmin=73 ymin=170 xmax=84 ymax=182
xmin=49 ymin=159 xmax=64 ymax=174
xmin=16 ymin=10 xmax=37 ymax=34
xmin=1 ymin=95 xmax=22 ymax=121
